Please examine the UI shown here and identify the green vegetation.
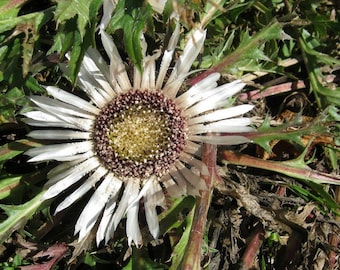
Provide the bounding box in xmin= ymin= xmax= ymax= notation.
xmin=0 ymin=0 xmax=339 ymax=269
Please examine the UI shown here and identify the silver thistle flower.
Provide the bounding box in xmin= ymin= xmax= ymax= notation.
xmin=23 ymin=10 xmax=254 ymax=246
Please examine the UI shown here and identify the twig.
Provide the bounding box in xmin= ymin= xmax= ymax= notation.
xmin=181 ymin=144 xmax=216 ymax=270
xmin=223 ymin=151 xmax=340 ymax=185
xmin=240 ymin=223 xmax=265 ymax=269
xmin=328 ymin=186 xmax=340 ymax=269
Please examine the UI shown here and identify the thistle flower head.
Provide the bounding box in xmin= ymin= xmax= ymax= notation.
xmin=24 ymin=12 xmax=254 ymax=246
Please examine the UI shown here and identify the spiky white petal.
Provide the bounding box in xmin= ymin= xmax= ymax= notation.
xmin=28 ymin=130 xmax=91 ymax=140
xmin=187 ymin=105 xmax=254 ymax=125
xmin=133 ymin=65 xmax=142 ymax=90
xmin=96 ymin=174 xmax=123 ymax=245
xmin=175 ymin=73 xmax=221 ymax=109
xmin=162 ymin=174 xmax=186 ymax=197
xmin=29 ymin=96 xmax=94 ymax=119
xmin=47 ymin=158 xmax=90 ymax=182
xmin=126 ymin=197 xmax=142 ymax=246
xmin=86 ymin=48 xmax=112 ymax=83
xmin=190 ymin=124 xmax=255 ymax=134
xmin=156 ymin=22 xmax=180 ymax=89
xmin=77 ymin=74 xmax=110 ymax=108
xmin=179 ymin=152 xmax=209 ymax=176
xmin=163 ymin=28 xmax=207 ymax=98
xmin=189 ymin=117 xmax=254 ymax=133
xmin=55 ymin=166 xmax=108 ymax=213
xmin=26 ymin=141 xmax=93 ymax=162
xmin=43 ymin=156 xmax=100 ymax=200
xmin=183 ymin=141 xmax=201 ymax=155
xmin=190 ymin=134 xmax=251 ymax=145
xmin=104 ymin=180 xmax=141 ymax=245
xmin=141 ymin=53 xmax=159 ymax=91
xmin=80 ymin=53 xmax=116 ymax=98
xmin=139 ymin=179 xmax=165 ymax=239
xmin=22 ymin=111 xmax=76 ymax=128
xmin=169 ymin=167 xmax=188 ymax=195
xmin=22 ymin=119 xmax=74 ymax=128
xmin=75 ymin=172 xmax=122 ymax=241
xmin=175 ymin=161 xmax=206 ymax=191
xmin=22 ymin=110 xmax=58 ymax=122
xmin=183 ymin=83 xmax=246 ymax=116
xmin=45 ymin=86 xmax=100 ymax=114
xmin=100 ymin=29 xmax=132 ymax=91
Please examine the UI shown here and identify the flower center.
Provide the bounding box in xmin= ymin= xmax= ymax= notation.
xmin=93 ymin=90 xmax=186 ymax=179
xmin=107 ymin=109 xmax=170 ymax=161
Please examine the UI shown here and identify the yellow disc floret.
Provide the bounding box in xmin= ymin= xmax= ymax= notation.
xmin=107 ymin=108 xmax=170 ymax=162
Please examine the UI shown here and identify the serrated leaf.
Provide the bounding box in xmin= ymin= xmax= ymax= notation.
xmin=0 ymin=139 xmax=40 ymax=163
xmin=300 ymin=29 xmax=340 ymax=66
xmin=54 ymin=0 xmax=92 ymax=39
xmin=238 ymin=32 xmax=270 ymax=62
xmin=50 ymin=0 xmax=100 ymax=84
xmin=122 ymin=14 xmax=144 ymax=71
xmin=0 ymin=44 xmax=7 ymax=64
xmin=88 ymin=0 xmax=103 ymax=20
xmin=107 ymin=0 xmax=126 ymax=31
xmin=106 ymin=1 xmax=153 ymax=72
xmin=0 ymin=175 xmax=22 ymax=200
xmin=298 ymin=29 xmax=340 ymax=108
xmin=0 ymin=6 xmax=53 ymax=120
xmin=0 ymin=191 xmax=45 ymax=244
xmin=68 ymin=30 xmax=83 ymax=83
xmin=289 ymin=182 xmax=340 ymax=215
xmin=0 ymin=37 xmax=21 ymax=86
xmin=25 ymin=75 xmax=45 ymax=94
xmin=0 ymin=9 xmax=50 ymax=34
xmin=48 ymin=18 xmax=78 ymax=56
xmin=253 ymin=117 xmax=302 ymax=153
xmin=123 ymin=247 xmax=168 ymax=270
xmin=83 ymin=252 xmax=97 ymax=267
xmin=0 ymin=0 xmax=29 ymax=21
xmin=0 ymin=76 xmax=43 ymax=123
xmin=169 ymin=208 xmax=194 ymax=270
xmin=194 ymin=20 xmax=283 ymax=81
xmin=0 ymin=86 xmax=25 ymax=104
xmin=49 ymin=18 xmax=94 ymax=84
xmin=306 ymin=181 xmax=340 ymax=213
xmin=200 ymin=0 xmax=228 ymax=26
xmin=158 ymin=196 xmax=195 ymax=235
xmin=20 ymin=8 xmax=53 ymax=76
xmin=0 ymin=88 xmax=26 ymax=123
